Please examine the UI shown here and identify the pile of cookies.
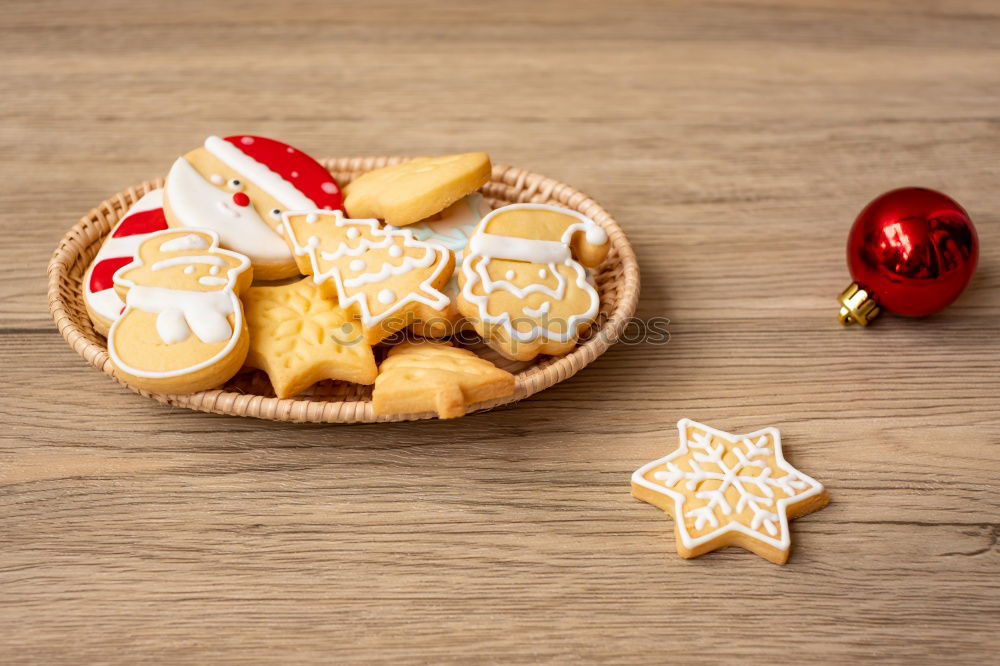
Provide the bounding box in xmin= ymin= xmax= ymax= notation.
xmin=83 ymin=136 xmax=610 ymax=419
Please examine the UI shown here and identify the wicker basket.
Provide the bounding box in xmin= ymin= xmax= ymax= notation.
xmin=47 ymin=158 xmax=640 ymax=423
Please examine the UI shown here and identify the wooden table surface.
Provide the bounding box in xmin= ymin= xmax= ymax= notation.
xmin=3 ymin=1 xmax=999 ymax=663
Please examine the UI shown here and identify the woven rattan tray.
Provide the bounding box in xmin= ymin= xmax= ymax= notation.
xmin=47 ymin=158 xmax=640 ymax=423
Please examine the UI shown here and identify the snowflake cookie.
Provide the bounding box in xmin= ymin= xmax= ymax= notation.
xmin=631 ymin=419 xmax=828 ymax=565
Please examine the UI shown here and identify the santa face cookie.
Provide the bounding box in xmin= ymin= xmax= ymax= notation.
xmin=457 ymin=203 xmax=610 ymax=361
xmin=108 ymin=229 xmax=253 ymax=394
xmin=83 ymin=188 xmax=168 ymax=336
xmin=632 ymin=419 xmax=829 ymax=565
xmin=164 ymin=135 xmax=342 ymax=280
xmin=282 ymin=210 xmax=455 ymax=344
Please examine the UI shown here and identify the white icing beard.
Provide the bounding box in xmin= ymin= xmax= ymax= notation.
xmin=166 ymin=157 xmax=293 ymax=264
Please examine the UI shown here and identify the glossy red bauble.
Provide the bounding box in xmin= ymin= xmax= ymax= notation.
xmin=838 ymin=187 xmax=978 ymax=326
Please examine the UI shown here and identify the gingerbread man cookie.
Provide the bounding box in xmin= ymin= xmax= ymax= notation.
xmin=457 ymin=203 xmax=610 ymax=361
xmin=83 ymin=188 xmax=169 ymax=336
xmin=372 ymin=339 xmax=515 ymax=419
xmin=244 ymin=279 xmax=377 ymax=398
xmin=164 ymin=135 xmax=342 ymax=280
xmin=343 ymin=153 xmax=491 ymax=227
xmin=282 ymin=210 xmax=455 ymax=344
xmin=632 ymin=419 xmax=828 ymax=565
xmin=108 ymin=229 xmax=252 ymax=394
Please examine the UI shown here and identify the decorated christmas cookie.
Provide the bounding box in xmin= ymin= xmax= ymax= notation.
xmin=243 ymin=279 xmax=377 ymax=399
xmin=631 ymin=419 xmax=828 ymax=565
xmin=343 ymin=153 xmax=491 ymax=227
xmin=282 ymin=210 xmax=455 ymax=344
xmin=164 ymin=135 xmax=343 ymax=280
xmin=407 ymin=192 xmax=492 ymax=337
xmin=372 ymin=339 xmax=515 ymax=419
xmin=83 ymin=188 xmax=168 ymax=336
xmin=457 ymin=203 xmax=610 ymax=361
xmin=108 ymin=229 xmax=253 ymax=394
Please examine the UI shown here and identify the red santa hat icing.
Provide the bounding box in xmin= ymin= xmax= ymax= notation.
xmin=85 ymin=189 xmax=169 ymax=323
xmin=203 ymin=135 xmax=343 ymax=211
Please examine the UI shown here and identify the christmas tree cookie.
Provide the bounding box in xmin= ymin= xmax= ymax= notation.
xmin=282 ymin=210 xmax=455 ymax=344
xmin=372 ymin=340 xmax=515 ymax=419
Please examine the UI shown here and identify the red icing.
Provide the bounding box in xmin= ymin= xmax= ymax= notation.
xmin=89 ymin=256 xmax=132 ymax=292
xmin=232 ymin=192 xmax=250 ymax=207
xmin=111 ymin=208 xmax=168 ymax=238
xmin=223 ymin=135 xmax=344 ymax=211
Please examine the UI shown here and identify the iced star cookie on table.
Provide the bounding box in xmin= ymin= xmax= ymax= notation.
xmin=107 ymin=229 xmax=253 ymax=394
xmin=457 ymin=203 xmax=610 ymax=361
xmin=163 ymin=135 xmax=343 ymax=280
xmin=631 ymin=419 xmax=828 ymax=565
xmin=343 ymin=152 xmax=491 ymax=227
xmin=243 ymin=279 xmax=377 ymax=399
xmin=371 ymin=339 xmax=515 ymax=419
xmin=83 ymin=188 xmax=168 ymax=336
xmin=282 ymin=209 xmax=455 ymax=344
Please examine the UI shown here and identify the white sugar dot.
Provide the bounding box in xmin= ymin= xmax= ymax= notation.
xmin=184 ymin=265 xmax=195 ymax=274
xmin=377 ymin=289 xmax=395 ymax=304
xmin=240 ymin=136 xmax=254 ymax=145
xmin=291 ymin=170 xmax=299 ymax=178
xmin=388 ymin=245 xmax=402 ymax=258
xmin=505 ymin=270 xmax=515 ymax=280
xmin=349 ymin=259 xmax=365 ymax=272
xmin=321 ymin=182 xmax=338 ymax=194
xmin=347 ymin=228 xmax=360 ymax=239
xmin=538 ymin=268 xmax=547 ymax=278
xmin=306 ymin=212 xmax=318 ymax=224
xmin=210 ymin=174 xmax=224 ymax=185
xmin=286 ymin=146 xmax=294 ymax=154
xmin=210 ymin=265 xmax=220 ymax=275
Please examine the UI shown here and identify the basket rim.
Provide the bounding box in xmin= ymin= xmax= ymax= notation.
xmin=47 ymin=158 xmax=641 ymax=423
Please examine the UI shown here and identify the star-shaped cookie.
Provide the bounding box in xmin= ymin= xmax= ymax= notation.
xmin=631 ymin=418 xmax=828 ymax=564
xmin=243 ymin=279 xmax=377 ymax=398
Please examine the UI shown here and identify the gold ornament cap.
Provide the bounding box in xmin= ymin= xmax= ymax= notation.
xmin=838 ymin=282 xmax=881 ymax=326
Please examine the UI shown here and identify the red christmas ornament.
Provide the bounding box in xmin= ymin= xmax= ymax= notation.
xmin=838 ymin=187 xmax=978 ymax=326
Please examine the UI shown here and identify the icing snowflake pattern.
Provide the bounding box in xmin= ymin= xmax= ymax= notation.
xmin=632 ymin=419 xmax=824 ymax=550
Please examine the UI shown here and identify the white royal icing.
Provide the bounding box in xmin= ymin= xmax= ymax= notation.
xmin=281 ymin=209 xmax=451 ymax=328
xmin=408 ymin=193 xmax=491 ymax=258
xmin=159 ymin=233 xmax=209 ymax=253
xmin=166 ymin=156 xmax=292 ymax=264
xmin=460 ymin=203 xmax=608 ymax=344
xmin=107 ymin=229 xmax=251 ymax=380
xmin=631 ymin=419 xmax=825 ymax=552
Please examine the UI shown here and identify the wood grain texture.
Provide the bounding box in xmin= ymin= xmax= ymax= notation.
xmin=2 ymin=0 xmax=999 ymax=663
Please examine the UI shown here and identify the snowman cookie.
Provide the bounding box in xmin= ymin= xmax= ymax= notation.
xmin=164 ymin=135 xmax=342 ymax=280
xmin=457 ymin=203 xmax=610 ymax=361
xmin=83 ymin=188 xmax=169 ymax=336
xmin=108 ymin=229 xmax=253 ymax=394
xmin=283 ymin=210 xmax=455 ymax=344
